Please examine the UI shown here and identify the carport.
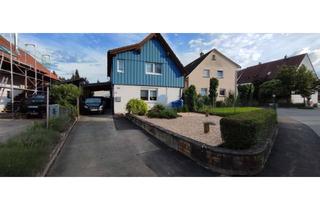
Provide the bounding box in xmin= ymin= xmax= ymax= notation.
xmin=81 ymin=82 xmax=112 ymax=111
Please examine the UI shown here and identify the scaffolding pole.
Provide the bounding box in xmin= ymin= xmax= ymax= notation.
xmin=9 ymin=34 xmax=14 ymax=118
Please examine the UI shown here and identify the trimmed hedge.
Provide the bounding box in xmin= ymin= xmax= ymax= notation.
xmin=220 ymin=109 xmax=277 ymax=149
xmin=126 ymin=99 xmax=148 ymax=115
xmin=147 ymin=104 xmax=178 ymax=119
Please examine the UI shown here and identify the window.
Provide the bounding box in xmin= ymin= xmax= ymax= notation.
xmin=203 ymin=69 xmax=210 ymax=78
xmin=217 ymin=70 xmax=224 ymax=79
xmin=140 ymin=89 xmax=158 ymax=101
xmin=145 ymin=62 xmax=162 ymax=75
xmin=149 ymin=90 xmax=157 ymax=101
xmin=140 ymin=90 xmax=149 ymax=100
xmin=200 ymin=88 xmax=208 ymax=96
xmin=212 ymin=54 xmax=216 ymax=60
xmin=117 ymin=60 xmax=124 ymax=73
xmin=219 ymin=88 xmax=226 ymax=96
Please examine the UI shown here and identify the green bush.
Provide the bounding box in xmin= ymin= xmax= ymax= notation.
xmin=220 ymin=109 xmax=277 ymax=149
xmin=147 ymin=104 xmax=178 ymax=119
xmin=183 ymin=85 xmax=197 ymax=111
xmin=126 ymin=99 xmax=148 ymax=115
xmin=176 ymin=105 xmax=189 ymax=113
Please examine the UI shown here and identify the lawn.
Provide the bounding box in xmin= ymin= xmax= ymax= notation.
xmin=204 ymin=107 xmax=261 ymax=117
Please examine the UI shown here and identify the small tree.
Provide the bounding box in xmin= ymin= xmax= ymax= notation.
xmin=295 ymin=65 xmax=318 ymax=106
xmin=209 ymin=78 xmax=219 ymax=107
xmin=259 ymin=79 xmax=282 ymax=102
xmin=238 ymin=83 xmax=254 ymax=106
xmin=183 ymin=85 xmax=197 ymax=111
xmin=51 ymin=84 xmax=81 ymax=116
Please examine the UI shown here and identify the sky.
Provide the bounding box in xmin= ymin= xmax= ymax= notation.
xmin=2 ymin=33 xmax=320 ymax=82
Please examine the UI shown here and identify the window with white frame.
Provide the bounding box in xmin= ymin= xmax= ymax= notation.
xmin=145 ymin=62 xmax=162 ymax=75
xmin=219 ymin=88 xmax=226 ymax=96
xmin=117 ymin=60 xmax=124 ymax=73
xmin=203 ymin=69 xmax=210 ymax=78
xmin=140 ymin=89 xmax=158 ymax=101
xmin=216 ymin=70 xmax=224 ymax=79
xmin=200 ymin=88 xmax=208 ymax=96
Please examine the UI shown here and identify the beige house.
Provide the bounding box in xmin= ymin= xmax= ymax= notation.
xmin=184 ymin=49 xmax=241 ymax=101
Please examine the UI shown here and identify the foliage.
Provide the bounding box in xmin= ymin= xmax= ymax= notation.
xmin=195 ymin=95 xmax=211 ymax=111
xmin=238 ymin=84 xmax=255 ymax=106
xmin=209 ymin=78 xmax=219 ymax=106
xmin=176 ymin=105 xmax=189 ymax=113
xmin=220 ymin=109 xmax=277 ymax=149
xmin=126 ymin=99 xmax=148 ymax=115
xmin=49 ymin=116 xmax=72 ymax=132
xmin=275 ymin=65 xmax=298 ymax=100
xmin=0 ymin=121 xmax=67 ymax=176
xmin=183 ymin=85 xmax=197 ymax=111
xmin=295 ymin=65 xmax=318 ymax=104
xmin=147 ymin=104 xmax=178 ymax=119
xmin=51 ymin=84 xmax=81 ymax=117
xmin=224 ymin=91 xmax=237 ymax=107
xmin=259 ymin=79 xmax=283 ymax=102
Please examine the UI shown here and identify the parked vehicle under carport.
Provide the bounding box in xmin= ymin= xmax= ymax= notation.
xmin=83 ymin=97 xmax=106 ymax=114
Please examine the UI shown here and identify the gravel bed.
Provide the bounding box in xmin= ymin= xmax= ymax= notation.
xmin=137 ymin=112 xmax=223 ymax=146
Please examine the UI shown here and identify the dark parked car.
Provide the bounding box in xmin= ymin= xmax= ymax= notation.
xmin=26 ymin=94 xmax=46 ymax=118
xmin=83 ymin=97 xmax=106 ymax=114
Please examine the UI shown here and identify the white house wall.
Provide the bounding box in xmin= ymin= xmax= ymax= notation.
xmin=291 ymin=91 xmax=318 ymax=104
xmin=113 ymin=84 xmax=181 ymax=114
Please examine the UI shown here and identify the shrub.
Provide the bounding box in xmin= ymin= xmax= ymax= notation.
xmin=183 ymin=85 xmax=197 ymax=111
xmin=126 ymin=99 xmax=148 ymax=115
xmin=220 ymin=109 xmax=277 ymax=149
xmin=176 ymin=105 xmax=189 ymax=113
xmin=147 ymin=104 xmax=178 ymax=119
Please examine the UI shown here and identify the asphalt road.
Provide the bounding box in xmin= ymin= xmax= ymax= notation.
xmin=0 ymin=119 xmax=37 ymax=143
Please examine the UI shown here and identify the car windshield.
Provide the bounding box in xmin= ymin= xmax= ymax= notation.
xmin=85 ymin=98 xmax=101 ymax=104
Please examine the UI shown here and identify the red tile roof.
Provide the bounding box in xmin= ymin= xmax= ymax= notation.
xmin=0 ymin=35 xmax=58 ymax=80
xmin=237 ymin=54 xmax=306 ymax=84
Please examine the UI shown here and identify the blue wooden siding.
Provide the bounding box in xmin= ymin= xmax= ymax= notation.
xmin=111 ymin=39 xmax=184 ymax=88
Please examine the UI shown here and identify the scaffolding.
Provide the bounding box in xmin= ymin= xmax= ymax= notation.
xmin=0 ymin=35 xmax=57 ymax=113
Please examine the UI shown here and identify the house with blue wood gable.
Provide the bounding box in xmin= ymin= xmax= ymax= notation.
xmin=107 ymin=33 xmax=186 ymax=114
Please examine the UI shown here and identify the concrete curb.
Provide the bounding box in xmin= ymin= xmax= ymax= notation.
xmin=40 ymin=117 xmax=78 ymax=177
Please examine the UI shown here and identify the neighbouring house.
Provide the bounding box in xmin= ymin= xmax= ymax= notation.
xmin=184 ymin=49 xmax=241 ymax=101
xmin=107 ymin=33 xmax=186 ymax=114
xmin=0 ymin=35 xmax=58 ymax=112
xmin=237 ymin=53 xmax=319 ymax=104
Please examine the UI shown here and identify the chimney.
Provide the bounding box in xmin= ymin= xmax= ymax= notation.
xmin=284 ymin=55 xmax=287 ymax=59
xmin=200 ymin=52 xmax=204 ymax=57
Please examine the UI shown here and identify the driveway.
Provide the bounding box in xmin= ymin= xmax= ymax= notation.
xmin=48 ymin=114 xmax=217 ymax=176
xmin=0 ymin=119 xmax=37 ymax=143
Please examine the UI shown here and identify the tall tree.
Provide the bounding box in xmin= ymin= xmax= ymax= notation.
xmin=259 ymin=79 xmax=282 ymax=102
xmin=209 ymin=78 xmax=219 ymax=107
xmin=295 ymin=65 xmax=318 ymax=105
xmin=276 ymin=65 xmax=298 ymax=102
